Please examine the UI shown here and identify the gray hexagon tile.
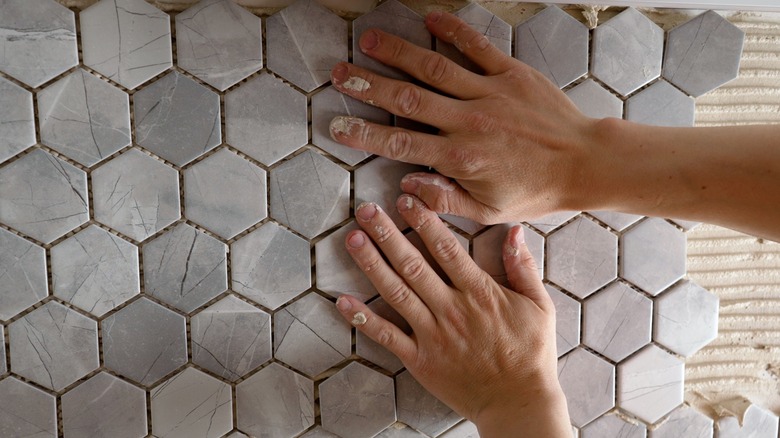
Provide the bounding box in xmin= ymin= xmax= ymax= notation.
xmin=626 ymin=80 xmax=695 ymax=127
xmin=38 ymin=69 xmax=131 ymax=167
xmin=0 ymin=326 xmax=5 ymax=375
xmin=267 ymin=0 xmax=347 ymax=92
xmin=0 ymin=148 xmax=89 ymax=244
xmin=0 ymin=377 xmax=57 ymax=438
xmin=191 ymin=295 xmax=271 ymax=381
xmin=440 ymin=214 xmax=486 ymax=236
xmin=143 ymin=223 xmax=228 ymax=313
xmin=591 ymin=7 xmax=664 ymax=96
xmin=102 ymin=297 xmax=188 ymax=386
xmin=231 ymin=222 xmax=311 ymax=310
xmin=546 ymin=284 xmax=581 ymax=358
xmin=227 ymin=433 xmax=250 ymax=438
xmin=52 ymin=225 xmax=139 ymax=317
xmin=134 ymin=71 xmax=221 ymax=166
xmin=225 ymin=73 xmax=307 ymax=166
xmin=80 ymin=0 xmax=172 ymax=89
xmin=9 ymin=301 xmax=99 ymax=391
xmin=515 ymin=6 xmax=588 ymax=88
xmin=270 ymin=150 xmax=350 ymax=239
xmin=0 ymin=228 xmax=47 ymax=320
xmin=151 ymin=367 xmax=233 ymax=438
xmin=547 ymin=217 xmax=618 ymax=299
xmin=316 ymin=221 xmax=378 ymax=302
xmin=377 ymin=423 xmax=429 ymax=438
xmin=621 ymin=218 xmax=686 ymax=296
xmin=437 ymin=3 xmax=511 ymax=72
xmin=274 ymin=292 xmax=351 ymax=377
xmin=320 ymin=361 xmax=396 ymax=438
xmin=236 ymin=362 xmax=315 ymax=437
xmin=618 ymin=345 xmax=684 ymax=424
xmin=670 ymin=218 xmax=701 ymax=232
xmin=0 ymin=76 xmax=35 ymax=164
xmin=664 ymin=10 xmax=745 ymax=97
xmin=650 ymin=405 xmax=713 ymax=438
xmin=473 ymin=223 xmax=544 ymax=284
xmin=588 ymin=211 xmax=643 ymax=232
xmin=558 ymin=347 xmax=615 ymax=428
xmin=583 ymin=281 xmax=652 ymax=362
xmin=175 ymin=0 xmax=262 ymax=91
xmin=397 ymin=370 xmax=462 ymax=436
xmin=581 ymin=414 xmax=646 ymax=438
xmin=301 ymin=426 xmax=340 ymax=438
xmin=354 ymin=157 xmax=426 ymax=230
xmin=655 ymin=281 xmax=719 ymax=357
xmin=716 ymin=404 xmax=779 ymax=438
xmin=62 ymin=372 xmax=147 ymax=438
xmin=92 ymin=148 xmax=180 ymax=242
xmin=527 ymin=210 xmax=580 ymax=234
xmin=184 ymin=148 xmax=267 ymax=239
xmin=0 ymin=0 xmax=77 ymax=88
xmin=565 ymin=79 xmax=623 ymax=120
xmin=356 ymin=298 xmax=410 ymax=373
xmin=440 ymin=421 xmax=479 ymax=438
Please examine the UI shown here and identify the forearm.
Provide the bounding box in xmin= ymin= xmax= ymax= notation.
xmin=475 ymin=382 xmax=571 ymax=438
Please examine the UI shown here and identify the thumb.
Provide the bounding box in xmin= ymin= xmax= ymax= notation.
xmin=503 ymin=225 xmax=551 ymax=308
xmin=400 ymin=172 xmax=497 ymax=224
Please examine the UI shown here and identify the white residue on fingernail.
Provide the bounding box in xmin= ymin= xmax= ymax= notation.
xmin=342 ymin=76 xmax=371 ymax=92
xmin=504 ymin=244 xmax=520 ymax=257
xmin=329 ymin=116 xmax=365 ymax=139
xmin=351 ymin=312 xmax=367 ymax=326
xmin=405 ymin=197 xmax=414 ymax=210
xmin=411 ymin=175 xmax=456 ymax=191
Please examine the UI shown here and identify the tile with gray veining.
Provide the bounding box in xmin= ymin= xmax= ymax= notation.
xmin=0 ymin=148 xmax=89 ymax=244
xmin=581 ymin=414 xmax=646 ymax=438
xmin=62 ymin=372 xmax=147 ymax=438
xmin=0 ymin=76 xmax=35 ymax=164
xmin=320 ymin=361 xmax=396 ymax=438
xmin=0 ymin=377 xmax=57 ymax=438
xmin=236 ymin=362 xmax=315 ymax=437
xmin=649 ymin=405 xmax=713 ymax=438
xmin=515 ymin=6 xmax=588 ymax=88
xmin=9 ymin=301 xmax=99 ymax=391
xmin=226 ymin=433 xmax=250 ymax=438
xmin=134 ymin=71 xmax=221 ymax=166
xmin=102 ymin=297 xmax=188 ymax=386
xmin=397 ymin=370 xmax=462 ymax=436
xmin=231 ymin=222 xmax=311 ymax=310
xmin=356 ymin=297 xmax=410 ymax=373
xmin=143 ymin=223 xmax=228 ymax=313
xmin=316 ymin=221 xmax=378 ymax=302
xmin=591 ymin=8 xmax=663 ymax=96
xmin=151 ymin=367 xmax=233 ymax=438
xmin=191 ymin=295 xmax=271 ymax=381
xmin=565 ymin=79 xmax=623 ymax=120
xmin=654 ymin=280 xmax=719 ymax=357
xmin=176 ymin=0 xmax=262 ymax=91
xmin=440 ymin=421 xmax=479 ymax=438
xmin=0 ymin=0 xmax=77 ymax=88
xmin=558 ymin=347 xmax=615 ymax=428
xmin=38 ymin=69 xmax=131 ymax=167
xmin=626 ymin=80 xmax=695 ymax=127
xmin=92 ymin=148 xmax=180 ymax=241
xmin=80 ymin=0 xmax=172 ymax=89
xmin=440 ymin=214 xmax=486 ymax=235
xmin=52 ymin=225 xmax=139 ymax=317
xmin=664 ymin=10 xmax=744 ymax=97
xmin=437 ymin=3 xmax=511 ymax=72
xmin=273 ymin=292 xmax=351 ymax=377
xmin=0 ymin=228 xmax=47 ymax=320
xmin=527 ymin=210 xmax=580 ymax=234
xmin=546 ymin=284 xmax=580 ymax=358
xmin=0 ymin=326 xmax=5 ymax=375
xmin=588 ymin=211 xmax=643 ymax=232
xmin=301 ymin=426 xmax=340 ymax=438
xmin=716 ymin=404 xmax=779 ymax=438
xmin=377 ymin=423 xmax=429 ymax=437
xmin=354 ymin=157 xmax=426 ymax=230
xmin=618 ymin=345 xmax=684 ymax=424
xmin=583 ymin=281 xmax=652 ymax=362
xmin=225 ymin=73 xmax=307 ymax=165
xmin=184 ymin=148 xmax=267 ymax=239
xmin=267 ymin=0 xmax=347 ymax=92
xmin=270 ymin=149 xmax=350 ymax=239
xmin=620 ymin=218 xmax=686 ymax=296
xmin=474 ymin=222 xmax=545 ymax=283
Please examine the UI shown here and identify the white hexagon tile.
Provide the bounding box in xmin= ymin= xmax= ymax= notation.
xmin=0 ymin=2 xmax=753 ymax=437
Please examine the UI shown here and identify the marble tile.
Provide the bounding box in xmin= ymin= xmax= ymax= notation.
xmin=565 ymin=79 xmax=624 ymax=120
xmin=102 ymin=297 xmax=188 ymax=386
xmin=0 ymin=148 xmax=89 ymax=244
xmin=583 ymin=281 xmax=652 ymax=362
xmin=377 ymin=423 xmax=429 ymax=437
xmin=151 ymin=367 xmax=233 ymax=438
xmin=142 ymin=223 xmax=228 ymax=313
xmin=267 ymin=0 xmax=347 ymax=92
xmin=649 ymin=405 xmax=713 ymax=438
xmin=134 ymin=71 xmax=221 ymax=166
xmin=273 ymin=292 xmax=351 ymax=377
xmin=515 ymin=6 xmax=588 ymax=88
xmin=0 ymin=0 xmax=78 ymax=88
xmin=654 ymin=280 xmax=719 ymax=357
xmin=546 ymin=284 xmax=581 ymax=358
xmin=9 ymin=301 xmax=99 ymax=391
xmin=547 ymin=217 xmax=618 ymax=299
xmin=618 ymin=345 xmax=684 ymax=424
xmin=301 ymin=426 xmax=340 ymax=437
xmin=473 ymin=223 xmax=544 ymax=285
xmin=316 ymin=221 xmax=377 ymax=302
xmin=588 ymin=211 xmax=643 ymax=232
xmin=440 ymin=421 xmax=479 ymax=438
xmin=405 ymin=227 xmax=469 ymax=283
xmin=581 ymin=414 xmax=646 ymax=438
xmin=0 ymin=76 xmax=35 ymax=164
xmin=591 ymin=8 xmax=663 ymax=96
xmin=320 ymin=361 xmax=396 ymax=438
xmin=663 ymin=10 xmax=745 ymax=97
xmin=92 ymin=148 xmax=181 ymax=242
xmin=0 ymin=377 xmax=57 ymax=438
xmin=62 ymin=372 xmax=147 ymax=438
xmin=396 ymin=370 xmax=462 ymax=436
xmin=225 ymin=73 xmax=307 ymax=166
xmin=226 ymin=433 xmax=250 ymax=438
xmin=527 ymin=210 xmax=580 ymax=234
xmin=620 ymin=218 xmax=686 ymax=296
xmin=80 ymin=0 xmax=172 ymax=89
xmin=670 ymin=219 xmax=701 ymax=232
xmin=715 ymin=404 xmax=779 ymax=438
xmin=354 ymin=158 xmax=426 ymax=230
xmin=0 ymin=326 xmax=4 ymax=375
xmin=175 ymin=0 xmax=262 ymax=91
xmin=231 ymin=222 xmax=311 ymax=310
xmin=557 ymin=347 xmax=615 ymax=428
xmin=38 ymin=69 xmax=131 ymax=167
xmin=184 ymin=149 xmax=266 ymax=239
xmin=440 ymin=214 xmax=486 ymax=235
xmin=0 ymin=228 xmax=47 ymax=320
xmin=236 ymin=362 xmax=315 ymax=437
xmin=356 ymin=297 xmax=410 ymax=373
xmin=437 ymin=3 xmax=511 ymax=72
xmin=270 ymin=150 xmax=350 ymax=239
xmin=191 ymin=295 xmax=271 ymax=381
xmin=625 ymin=80 xmax=695 ymax=127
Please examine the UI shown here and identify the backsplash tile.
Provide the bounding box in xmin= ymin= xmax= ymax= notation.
xmin=0 ymin=77 xmax=36 ymax=164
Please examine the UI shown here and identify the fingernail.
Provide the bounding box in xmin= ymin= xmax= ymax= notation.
xmin=428 ymin=11 xmax=442 ymax=23
xmin=516 ymin=226 xmax=526 ymax=245
xmin=503 ymin=227 xmax=525 ymax=259
xmin=360 ymin=30 xmax=379 ymax=52
xmin=356 ymin=202 xmax=378 ymax=221
xmin=504 ymin=243 xmax=520 ymax=258
xmin=329 ymin=116 xmax=365 ymax=140
xmin=400 ymin=175 xmax=420 ymax=195
xmin=347 ymin=232 xmax=365 ymax=248
xmin=336 ymin=296 xmax=352 ymax=311
xmin=475 ymin=35 xmax=490 ymax=50
xmin=332 ymin=63 xmax=348 ymax=84
xmin=398 ymin=195 xmax=414 ymax=211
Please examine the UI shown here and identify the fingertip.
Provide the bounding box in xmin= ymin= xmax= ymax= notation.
xmin=502 ymin=225 xmax=525 ymax=261
xmin=426 ymin=11 xmax=443 ymax=25
xmin=359 ymin=29 xmax=380 ymax=52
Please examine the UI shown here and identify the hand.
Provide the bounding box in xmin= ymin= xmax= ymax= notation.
xmin=334 ymin=196 xmax=571 ymax=437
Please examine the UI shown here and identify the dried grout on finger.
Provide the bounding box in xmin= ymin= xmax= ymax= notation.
xmin=329 ymin=116 xmax=365 ymax=140
xmin=342 ymin=76 xmax=371 ymax=92
xmin=351 ymin=312 xmax=368 ymax=326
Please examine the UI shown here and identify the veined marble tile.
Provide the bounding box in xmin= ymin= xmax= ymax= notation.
xmin=546 ymin=284 xmax=581 ymax=358
xmin=0 ymin=228 xmax=47 ymax=320
xmin=620 ymin=218 xmax=686 ymax=296
xmin=558 ymin=347 xmax=615 ymax=428
xmin=649 ymin=405 xmax=713 ymax=438
xmin=396 ymin=370 xmax=462 ymax=436
xmin=715 ymin=404 xmax=779 ymax=438
xmin=354 ymin=157 xmax=426 ymax=230
xmin=625 ymin=80 xmax=695 ymax=127
xmin=0 ymin=377 xmax=57 ymax=438
xmin=316 ymin=221 xmax=378 ymax=302
xmin=0 ymin=76 xmax=35 ymax=164
xmin=654 ymin=280 xmax=719 ymax=357
xmin=527 ymin=210 xmax=580 ymax=234
xmin=566 ymin=80 xmax=624 ymax=120
xmin=581 ymin=414 xmax=646 ymax=438
xmin=588 ymin=211 xmax=643 ymax=232
xmin=437 ymin=3 xmax=511 ymax=72
xmin=617 ymin=345 xmax=684 ymax=424
xmin=377 ymin=423 xmax=429 ymax=437
xmin=0 ymin=326 xmax=5 ymax=375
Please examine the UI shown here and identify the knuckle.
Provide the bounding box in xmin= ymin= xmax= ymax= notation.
xmin=373 ymin=223 xmax=395 ymax=244
xmin=398 ymin=254 xmax=425 ymax=281
xmin=395 ymin=86 xmax=422 ymax=117
xmin=462 ymin=111 xmax=494 ymax=134
xmin=385 ymin=282 xmax=411 ymax=306
xmin=446 ymin=148 xmax=482 ymax=179
xmin=387 ymin=130 xmax=413 ymax=161
xmin=433 ymin=236 xmax=461 ymax=264
xmin=377 ymin=327 xmax=395 ymax=347
xmin=423 ymin=54 xmax=450 ymax=85
xmin=361 ymin=256 xmax=383 ymax=273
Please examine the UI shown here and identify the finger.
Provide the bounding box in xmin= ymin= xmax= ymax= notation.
xmin=503 ymin=225 xmax=553 ymax=310
xmin=400 ymin=172 xmax=499 ymax=224
xmin=335 ymin=295 xmax=417 ymax=363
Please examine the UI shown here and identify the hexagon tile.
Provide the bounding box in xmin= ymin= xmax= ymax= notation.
xmin=0 ymin=2 xmax=748 ymax=437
